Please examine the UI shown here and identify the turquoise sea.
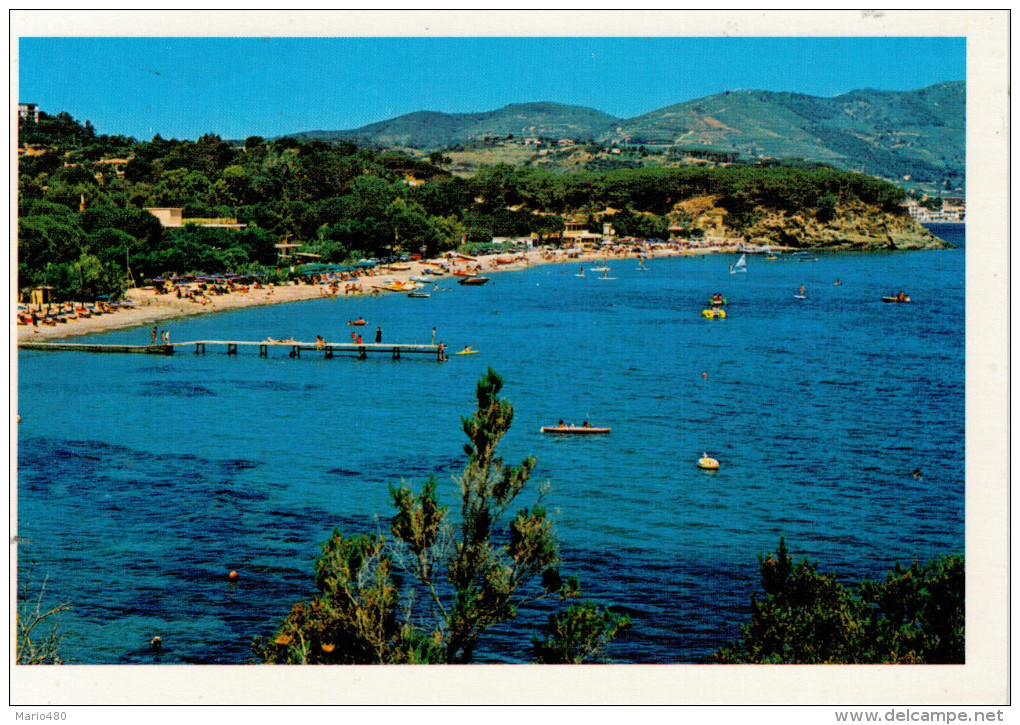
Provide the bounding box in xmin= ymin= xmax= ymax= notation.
xmin=16 ymin=224 xmax=965 ymax=664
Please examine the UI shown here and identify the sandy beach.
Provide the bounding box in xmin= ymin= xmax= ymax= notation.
xmin=15 ymin=244 xmax=717 ymax=342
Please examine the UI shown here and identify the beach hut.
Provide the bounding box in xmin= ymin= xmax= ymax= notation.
xmin=29 ymin=286 xmax=54 ymax=306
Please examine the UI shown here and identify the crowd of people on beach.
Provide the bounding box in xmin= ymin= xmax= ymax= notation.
xmin=16 ymin=240 xmax=733 ymax=341
xmin=17 ymin=299 xmax=135 ymax=331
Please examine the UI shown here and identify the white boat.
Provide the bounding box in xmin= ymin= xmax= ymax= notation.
xmin=729 ymin=254 xmax=747 ymax=274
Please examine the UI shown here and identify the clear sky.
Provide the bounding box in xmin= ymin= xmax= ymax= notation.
xmin=17 ymin=36 xmax=965 ymax=142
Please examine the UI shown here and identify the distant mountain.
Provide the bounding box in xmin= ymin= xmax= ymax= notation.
xmin=614 ymin=81 xmax=964 ymax=184
xmin=290 ymin=102 xmax=621 ymax=148
xmin=288 ymin=82 xmax=964 ymax=184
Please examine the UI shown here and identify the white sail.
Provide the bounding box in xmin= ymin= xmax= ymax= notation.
xmin=730 ymin=254 xmax=747 ymax=274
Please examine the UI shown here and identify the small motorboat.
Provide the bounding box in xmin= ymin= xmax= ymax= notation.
xmin=540 ymin=424 xmax=611 ymax=434
xmin=458 ymin=276 xmax=490 ymax=286
xmin=697 ymin=453 xmax=720 ymax=470
xmin=407 ymin=292 xmax=430 ymax=298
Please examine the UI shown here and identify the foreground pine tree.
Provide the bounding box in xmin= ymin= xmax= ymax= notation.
xmin=255 ymin=368 xmax=627 ymax=664
xmin=714 ymin=537 xmax=964 ymax=664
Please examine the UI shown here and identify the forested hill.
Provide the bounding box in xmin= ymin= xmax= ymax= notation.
xmin=18 ymin=110 xmax=944 ymax=302
xmin=289 ymin=102 xmax=621 ymax=149
xmin=289 ymin=82 xmax=964 ymax=186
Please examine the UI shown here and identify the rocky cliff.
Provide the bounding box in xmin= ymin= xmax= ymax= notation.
xmin=679 ymin=196 xmax=952 ymax=250
xmin=743 ymin=202 xmax=950 ymax=250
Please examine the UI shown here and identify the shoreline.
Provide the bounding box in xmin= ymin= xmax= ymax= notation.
xmin=13 ymin=244 xmax=720 ymax=342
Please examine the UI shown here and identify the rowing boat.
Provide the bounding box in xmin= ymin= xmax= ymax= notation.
xmin=540 ymin=425 xmax=611 ymax=434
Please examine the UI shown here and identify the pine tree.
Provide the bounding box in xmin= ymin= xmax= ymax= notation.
xmin=255 ymin=369 xmax=627 ymax=664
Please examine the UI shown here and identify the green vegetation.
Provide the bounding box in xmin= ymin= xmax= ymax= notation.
xmin=291 ymin=83 xmax=963 ymax=190
xmin=17 ymin=566 xmax=71 ymax=665
xmin=254 ymin=369 xmax=628 ymax=664
xmin=19 ymin=107 xmax=929 ymax=302
xmin=714 ymin=538 xmax=964 ymax=664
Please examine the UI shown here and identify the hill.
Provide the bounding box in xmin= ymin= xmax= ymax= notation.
xmin=290 ymin=102 xmax=620 ymax=148
xmin=288 ymin=82 xmax=964 ymax=188
xmin=616 ymin=82 xmax=964 ymax=186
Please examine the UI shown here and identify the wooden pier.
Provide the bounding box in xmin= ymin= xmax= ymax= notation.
xmin=18 ymin=342 xmax=174 ymax=355
xmin=18 ymin=340 xmax=446 ymax=361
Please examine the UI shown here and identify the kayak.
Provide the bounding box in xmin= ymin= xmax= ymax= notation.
xmin=882 ymin=296 xmax=911 ymax=303
xmin=540 ymin=426 xmax=611 ymax=434
xmin=455 ymin=347 xmax=478 ymax=355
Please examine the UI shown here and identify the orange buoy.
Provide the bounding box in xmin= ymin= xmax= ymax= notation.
xmin=702 ymin=372 xmax=708 ymax=378
xmin=228 ymin=570 xmax=239 ymax=580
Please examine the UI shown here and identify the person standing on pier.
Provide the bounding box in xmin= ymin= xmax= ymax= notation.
xmin=152 ymin=326 xmax=157 ymax=344
xmin=375 ymin=326 xmax=382 ymax=343
xmin=431 ymin=327 xmax=436 ymax=345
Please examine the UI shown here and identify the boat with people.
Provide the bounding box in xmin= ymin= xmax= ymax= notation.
xmin=793 ymin=251 xmax=819 ymax=262
xmin=407 ymin=292 xmax=430 ymax=298
xmin=347 ymin=317 xmax=367 ymax=326
xmin=702 ymin=308 xmax=726 ymax=319
xmin=541 ymin=422 xmax=611 ymax=434
xmin=458 ymin=276 xmax=490 ymax=286
xmin=882 ymin=292 xmax=912 ymax=303
xmin=455 ymin=346 xmax=479 ymax=355
xmin=708 ymin=293 xmax=727 ymax=306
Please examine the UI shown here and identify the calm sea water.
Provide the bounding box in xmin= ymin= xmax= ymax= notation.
xmin=16 ymin=225 xmax=964 ymax=664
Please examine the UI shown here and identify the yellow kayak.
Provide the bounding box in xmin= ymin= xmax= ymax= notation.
xmin=455 ymin=346 xmax=479 ymax=355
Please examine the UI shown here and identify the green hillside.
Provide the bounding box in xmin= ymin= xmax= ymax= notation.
xmin=612 ymin=82 xmax=964 ymax=185
xmin=292 ymin=102 xmax=620 ymax=148
xmin=288 ymin=82 xmax=964 ymax=189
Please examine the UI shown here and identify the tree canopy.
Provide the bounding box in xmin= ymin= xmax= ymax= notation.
xmin=253 ymin=369 xmax=629 ymax=664
xmin=714 ymin=538 xmax=964 ymax=664
xmin=18 ymin=109 xmax=910 ymax=300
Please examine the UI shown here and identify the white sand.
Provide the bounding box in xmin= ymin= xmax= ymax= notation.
xmin=16 ymin=245 xmax=708 ymax=342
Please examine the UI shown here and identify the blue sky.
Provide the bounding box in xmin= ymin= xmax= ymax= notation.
xmin=17 ymin=36 xmax=965 ymax=141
